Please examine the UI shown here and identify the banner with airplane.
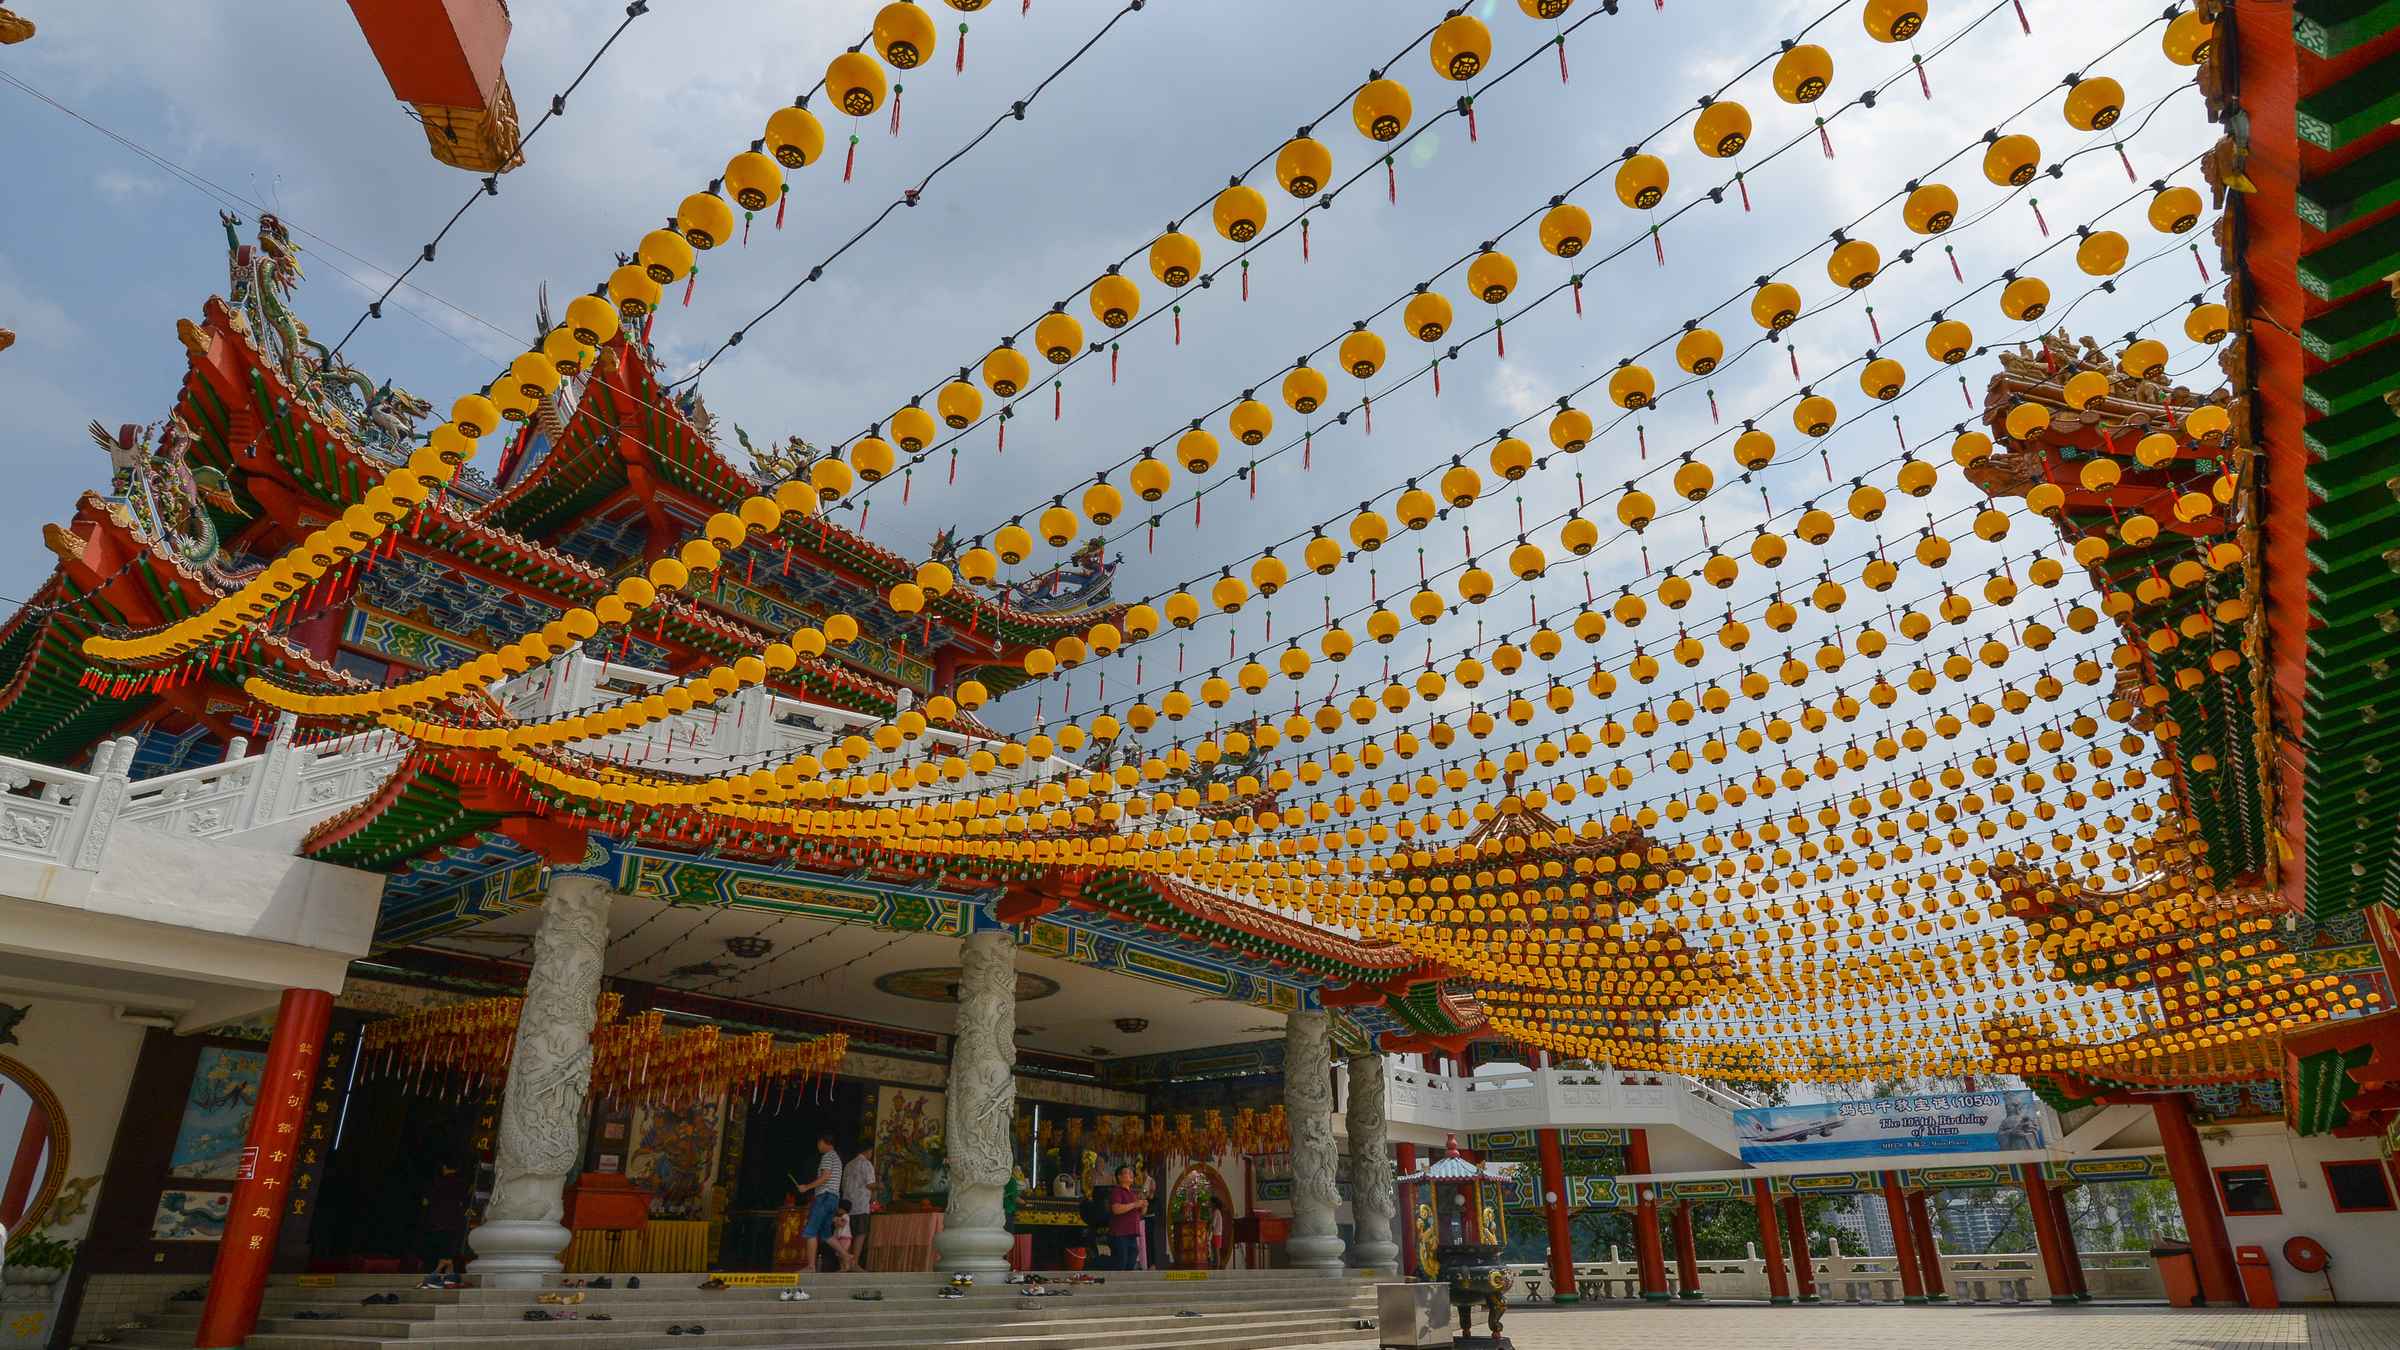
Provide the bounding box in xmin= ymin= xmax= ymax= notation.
xmin=1733 ymin=1091 xmax=2047 ymax=1163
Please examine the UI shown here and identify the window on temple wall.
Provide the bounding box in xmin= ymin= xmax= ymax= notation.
xmin=2211 ymin=1165 xmax=2280 ymax=1217
xmin=2319 ymin=1160 xmax=2396 ymax=1214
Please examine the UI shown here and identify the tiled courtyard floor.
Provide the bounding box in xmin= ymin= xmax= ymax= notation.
xmin=1297 ymin=1300 xmax=2400 ymax=1349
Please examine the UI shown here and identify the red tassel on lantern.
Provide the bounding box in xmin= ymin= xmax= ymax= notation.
xmin=889 ymin=84 xmax=903 ymax=137
xmin=1915 ymin=57 xmax=1930 ymax=99
xmin=1494 ymin=320 xmax=1505 ymax=358
xmin=1386 ymin=157 xmax=1397 ymax=204
xmin=843 ymin=135 xmax=858 ymax=181
xmin=1817 ymin=120 xmax=1834 ymax=158
xmin=1432 ymin=360 xmax=1441 ymax=397
xmin=1946 ymin=245 xmax=1963 ymax=282
xmin=683 ymin=268 xmax=697 ymax=306
xmin=2118 ymin=144 xmax=2135 ymax=181
xmin=1301 ymin=218 xmax=1310 ymax=262
xmin=2012 ymin=0 xmax=2029 ymax=32
xmin=1241 ymin=259 xmax=1249 ymax=302
xmin=1172 ymin=305 xmax=1181 ymax=345
xmin=1571 ymin=280 xmax=1583 ymax=316
xmin=1364 ymin=396 xmax=1373 ymax=435
xmin=2031 ymin=198 xmax=2048 ymax=236
xmin=1556 ymin=36 xmax=1568 ymax=83
xmin=1737 ymin=171 xmax=1750 ymax=212
xmin=956 ymin=23 xmax=967 ymax=72
xmin=776 ymin=189 xmax=787 ymax=230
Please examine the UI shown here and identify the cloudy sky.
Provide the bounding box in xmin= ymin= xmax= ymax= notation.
xmin=1 ymin=0 xmax=2238 ymax=1067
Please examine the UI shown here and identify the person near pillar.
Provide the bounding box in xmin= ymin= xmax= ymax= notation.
xmin=937 ymin=928 xmax=1018 ymax=1273
xmin=1752 ymin=1178 xmax=1792 ymax=1305
xmin=1878 ymin=1173 xmax=1926 ymax=1303
xmin=465 ymin=873 xmax=613 ymax=1288
xmin=2152 ymin=1093 xmax=2242 ymax=1305
xmin=194 ymin=988 xmax=333 ymax=1349
xmin=1343 ymin=1053 xmax=1400 ymax=1271
xmin=1282 ymin=1011 xmax=1346 ymax=1269
xmin=1778 ymin=1195 xmax=1817 ymax=1302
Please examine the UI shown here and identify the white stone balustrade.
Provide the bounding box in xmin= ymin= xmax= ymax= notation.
xmin=1371 ymin=1062 xmax=1747 ymax=1155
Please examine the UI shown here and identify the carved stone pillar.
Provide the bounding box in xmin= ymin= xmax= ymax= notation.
xmin=1344 ymin=1052 xmax=1398 ymax=1269
xmin=1284 ymin=1010 xmax=1345 ymax=1269
xmin=936 ymin=928 xmax=1018 ymax=1272
xmin=466 ymin=874 xmax=612 ymax=1287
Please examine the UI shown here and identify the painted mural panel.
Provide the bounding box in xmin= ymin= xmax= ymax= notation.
xmin=166 ymin=1047 xmax=265 ymax=1180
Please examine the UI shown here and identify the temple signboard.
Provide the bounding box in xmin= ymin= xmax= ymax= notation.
xmin=1734 ymin=1091 xmax=2047 ymax=1163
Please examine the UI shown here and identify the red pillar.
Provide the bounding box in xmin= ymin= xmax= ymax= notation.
xmin=195 ymin=989 xmax=333 ymax=1349
xmin=1779 ymin=1195 xmax=1817 ymax=1302
xmin=1753 ymin=1179 xmax=1792 ymax=1304
xmin=0 ymin=1097 xmax=48 ymax=1227
xmin=1626 ymin=1129 xmax=1669 ymax=1300
xmin=2021 ymin=1164 xmax=2077 ymax=1305
xmin=1536 ymin=1129 xmax=1578 ymax=1301
xmin=1907 ymin=1191 xmax=1946 ymax=1300
xmin=2049 ymin=1186 xmax=2089 ymax=1301
xmin=1396 ymin=1142 xmax=1419 ymax=1278
xmin=2153 ymin=1094 xmax=2241 ymax=1305
xmin=1879 ymin=1174 xmax=1925 ymax=1302
xmin=1672 ymin=1200 xmax=1702 ymax=1298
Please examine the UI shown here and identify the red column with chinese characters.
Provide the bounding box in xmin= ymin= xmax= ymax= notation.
xmin=1396 ymin=1142 xmax=1419 ymax=1276
xmin=1535 ymin=1129 xmax=1578 ymax=1301
xmin=1627 ymin=1129 xmax=1669 ymax=1300
xmin=195 ymin=988 xmax=333 ymax=1349
xmin=1879 ymin=1174 xmax=1925 ymax=1302
xmin=1779 ymin=1195 xmax=1817 ymax=1301
xmin=1752 ymin=1178 xmax=1792 ymax=1304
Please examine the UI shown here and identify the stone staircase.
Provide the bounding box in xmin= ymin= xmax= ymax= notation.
xmin=97 ymin=1270 xmax=1379 ymax=1350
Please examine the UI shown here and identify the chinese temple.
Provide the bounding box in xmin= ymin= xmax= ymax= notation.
xmin=1 ymin=2 xmax=2398 ymax=1350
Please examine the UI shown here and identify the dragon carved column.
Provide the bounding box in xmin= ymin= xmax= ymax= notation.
xmin=936 ymin=927 xmax=1019 ymax=1272
xmin=1284 ymin=1009 xmax=1346 ymax=1269
xmin=467 ymin=874 xmax=613 ymax=1287
xmin=1344 ymin=1051 xmax=1400 ymax=1269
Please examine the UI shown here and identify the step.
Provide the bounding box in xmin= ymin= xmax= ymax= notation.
xmin=214 ymin=1310 xmax=1379 ymax=1350
xmin=237 ymin=1283 xmax=1371 ymax=1318
xmin=135 ymin=1290 xmax=1373 ymax=1340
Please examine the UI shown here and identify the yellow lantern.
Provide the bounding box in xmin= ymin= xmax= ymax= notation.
xmin=637 ymin=226 xmax=694 ymax=284
xmin=1561 ymin=515 xmax=1599 ymax=556
xmin=1034 ymin=309 xmax=1084 ymax=364
xmin=2064 ymin=75 xmax=2123 ymax=131
xmin=959 ymin=546 xmax=998 ymax=583
xmin=1283 ymin=363 xmax=1328 ymax=413
xmin=983 ymin=343 xmax=1031 ymax=396
xmin=1037 ymin=504 xmax=1078 ymax=548
xmin=765 ymin=103 xmax=826 ymax=168
xmin=607 ymin=264 xmax=663 ymax=318
xmin=1276 ymin=137 xmax=1332 ymax=198
xmin=1617 ymin=489 xmax=1657 ymax=531
xmin=993 ymin=522 xmax=1034 ymax=564
xmin=2076 ymin=229 xmax=2128 ymax=276
xmin=1694 ymin=100 xmax=1750 ymax=158
xmin=826 ymin=51 xmax=890 ymax=116
xmin=1081 ymin=480 xmax=1124 ymax=526
xmin=1350 ymin=508 xmax=1390 ymax=552
xmin=1752 ymin=281 xmax=1801 ymax=331
xmin=1539 ymin=202 xmax=1592 ymax=257
xmin=1490 ymin=436 xmax=1533 ymax=480
xmin=2161 ymin=10 xmax=2213 ymax=65
xmin=1983 ymin=133 xmax=2041 ymax=187
xmin=1339 ymin=326 xmax=1386 ymax=378
xmin=1212 ymin=181 xmax=1268 ymax=242
xmin=1676 ymin=327 xmax=1723 ymax=375
xmin=890 ymin=403 xmax=938 ymax=452
xmin=937 ymin=379 xmax=983 ymax=428
xmin=1177 ymin=425 xmax=1220 ymax=473
xmin=1467 ymin=249 xmax=1517 ymax=303
xmin=849 ymin=435 xmax=895 ymax=482
xmin=2149 ymin=185 xmax=2203 ymax=234
xmin=1673 ymin=458 xmax=1714 ymax=501
xmin=873 ymin=2 xmax=938 ymax=67
xmin=1862 ymin=0 xmax=1925 ymax=40
xmin=2062 ymin=369 xmax=2110 ymax=409
xmin=2003 ymin=402 xmax=2050 ymax=440
xmin=1353 ymin=78 xmax=1413 ymax=141
xmin=1549 ymin=406 xmax=1594 ymax=451
xmin=2121 ymin=339 xmax=2169 ymax=379
xmin=2000 ymin=275 xmax=2049 ymax=321
xmin=1926 ymin=318 xmax=1973 ymax=363
xmin=1794 ymin=394 xmax=1837 ymax=436
xmin=1149 ymin=229 xmax=1202 ymax=287
xmin=2185 ymin=303 xmax=2229 ymax=343
xmin=1131 ymin=455 xmax=1171 ymax=504
xmin=1773 ymin=44 xmax=1833 ymax=104
xmin=675 ymin=190 xmax=736 ymax=250
xmin=1430 ymin=13 xmax=1491 ymax=79
xmin=1860 ymin=357 xmax=1905 ymax=400
xmin=1615 ymin=154 xmax=1669 ymax=210
xmin=1228 ymin=397 xmax=1273 ymax=446
xmin=1904 ymin=182 xmax=1958 ymax=234
xmin=1089 ymin=272 xmax=1142 ymax=328
xmin=1405 ymin=289 xmax=1453 ymax=341
xmin=1440 ymin=462 xmax=1482 ymax=508
xmin=1735 ymin=428 xmax=1776 ymax=469
xmin=1609 ymin=363 xmax=1655 ymax=409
